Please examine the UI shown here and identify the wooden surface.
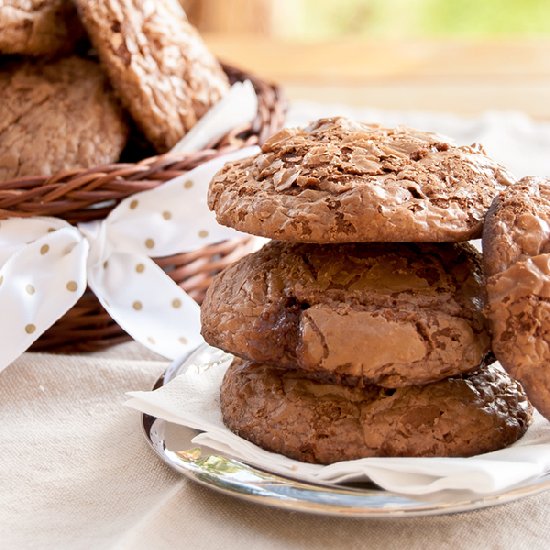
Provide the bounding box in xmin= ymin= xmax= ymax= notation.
xmin=204 ymin=35 xmax=550 ymax=119
xmin=180 ymin=0 xmax=274 ymax=34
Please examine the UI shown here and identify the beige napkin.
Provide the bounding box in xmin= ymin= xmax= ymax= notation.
xmin=126 ymin=345 xmax=550 ymax=496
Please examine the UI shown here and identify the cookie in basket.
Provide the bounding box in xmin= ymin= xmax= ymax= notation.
xmin=208 ymin=117 xmax=516 ymax=242
xmin=76 ymin=0 xmax=230 ymax=153
xmin=220 ymin=358 xmax=532 ymax=464
xmin=0 ymin=56 xmax=128 ymax=181
xmin=0 ymin=0 xmax=84 ymax=56
xmin=483 ymin=176 xmax=550 ymax=420
xmin=201 ymin=240 xmax=490 ymax=387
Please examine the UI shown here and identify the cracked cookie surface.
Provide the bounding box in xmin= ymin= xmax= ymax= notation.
xmin=201 ymin=240 xmax=490 ymax=387
xmin=0 ymin=56 xmax=128 ymax=181
xmin=483 ymin=176 xmax=550 ymax=420
xmin=0 ymin=0 xmax=84 ymax=55
xmin=220 ymin=358 xmax=532 ymax=464
xmin=76 ymin=0 xmax=229 ymax=152
xmin=208 ymin=117 xmax=515 ymax=242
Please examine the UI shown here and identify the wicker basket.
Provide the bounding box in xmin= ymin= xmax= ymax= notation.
xmin=0 ymin=63 xmax=286 ymax=352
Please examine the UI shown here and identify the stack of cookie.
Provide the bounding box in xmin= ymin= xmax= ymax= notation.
xmin=201 ymin=117 xmax=533 ymax=464
xmin=0 ymin=0 xmax=228 ymax=181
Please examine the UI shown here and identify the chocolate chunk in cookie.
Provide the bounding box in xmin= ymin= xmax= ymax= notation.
xmin=483 ymin=176 xmax=550 ymax=420
xmin=220 ymin=358 xmax=532 ymax=464
xmin=0 ymin=0 xmax=84 ymax=56
xmin=0 ymin=56 xmax=128 ymax=181
xmin=76 ymin=0 xmax=229 ymax=152
xmin=202 ymin=240 xmax=490 ymax=387
xmin=209 ymin=117 xmax=515 ymax=242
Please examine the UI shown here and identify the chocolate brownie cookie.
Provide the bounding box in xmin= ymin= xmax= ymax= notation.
xmin=220 ymin=358 xmax=532 ymax=464
xmin=483 ymin=177 xmax=550 ymax=420
xmin=0 ymin=57 xmax=128 ymax=181
xmin=201 ymin=241 xmax=490 ymax=387
xmin=0 ymin=0 xmax=84 ymax=55
xmin=209 ymin=117 xmax=515 ymax=242
xmin=76 ymin=0 xmax=229 ymax=152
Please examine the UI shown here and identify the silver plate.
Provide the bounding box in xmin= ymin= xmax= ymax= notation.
xmin=142 ymin=352 xmax=550 ymax=518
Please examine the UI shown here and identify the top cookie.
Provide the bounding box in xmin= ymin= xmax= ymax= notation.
xmin=76 ymin=0 xmax=230 ymax=152
xmin=209 ymin=117 xmax=515 ymax=242
xmin=483 ymin=177 xmax=550 ymax=420
xmin=0 ymin=0 xmax=84 ymax=56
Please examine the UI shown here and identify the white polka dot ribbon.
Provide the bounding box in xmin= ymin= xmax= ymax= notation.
xmin=0 ymin=147 xmax=260 ymax=373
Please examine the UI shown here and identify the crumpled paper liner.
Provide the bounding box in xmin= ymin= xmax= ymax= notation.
xmin=126 ymin=345 xmax=550 ymax=496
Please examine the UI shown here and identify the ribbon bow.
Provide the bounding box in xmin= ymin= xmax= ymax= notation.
xmin=0 ymin=147 xmax=259 ymax=372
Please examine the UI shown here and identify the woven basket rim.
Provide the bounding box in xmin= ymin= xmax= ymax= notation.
xmin=3 ymin=61 xmax=286 ymax=352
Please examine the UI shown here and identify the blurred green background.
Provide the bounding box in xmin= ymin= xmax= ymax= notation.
xmin=282 ymin=0 xmax=550 ymax=39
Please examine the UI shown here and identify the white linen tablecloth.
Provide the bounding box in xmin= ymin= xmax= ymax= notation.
xmin=1 ymin=343 xmax=550 ymax=549
xmin=3 ymin=105 xmax=550 ymax=548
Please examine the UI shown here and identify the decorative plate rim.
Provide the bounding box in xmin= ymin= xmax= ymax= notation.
xmin=141 ymin=351 xmax=550 ymax=518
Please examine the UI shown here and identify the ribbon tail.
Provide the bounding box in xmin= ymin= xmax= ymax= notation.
xmin=102 ymin=146 xmax=260 ymax=258
xmin=0 ymin=228 xmax=88 ymax=373
xmin=88 ymin=252 xmax=204 ymax=359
